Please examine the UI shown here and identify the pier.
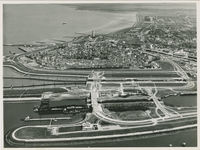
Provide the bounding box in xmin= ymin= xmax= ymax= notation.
xmin=21 ymin=116 xmax=71 ymax=122
xmin=180 ymin=91 xmax=197 ymax=96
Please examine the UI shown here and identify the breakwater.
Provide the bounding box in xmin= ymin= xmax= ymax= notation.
xmin=180 ymin=91 xmax=197 ymax=96
xmin=162 ymin=91 xmax=197 ymax=99
xmin=5 ymin=124 xmax=197 ymax=147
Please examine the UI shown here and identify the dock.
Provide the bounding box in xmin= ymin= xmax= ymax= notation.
xmin=21 ymin=116 xmax=71 ymax=122
xmin=18 ymin=47 xmax=28 ymax=52
xmin=180 ymin=91 xmax=197 ymax=96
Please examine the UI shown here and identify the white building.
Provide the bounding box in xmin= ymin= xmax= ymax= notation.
xmin=174 ymin=49 xmax=188 ymax=58
xmin=82 ymin=122 xmax=94 ymax=131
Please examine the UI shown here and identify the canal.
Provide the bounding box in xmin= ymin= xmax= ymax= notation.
xmin=162 ymin=95 xmax=197 ymax=107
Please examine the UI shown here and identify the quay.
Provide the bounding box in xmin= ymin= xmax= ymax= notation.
xmin=21 ymin=116 xmax=71 ymax=122
xmin=180 ymin=91 xmax=197 ymax=96
xmin=18 ymin=47 xmax=28 ymax=52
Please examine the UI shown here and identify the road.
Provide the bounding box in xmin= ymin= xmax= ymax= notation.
xmin=88 ymin=72 xmax=155 ymax=126
xmin=144 ymin=87 xmax=180 ymax=118
xmin=4 ymin=47 xmax=188 ymax=80
xmin=88 ymin=70 xmax=196 ymax=127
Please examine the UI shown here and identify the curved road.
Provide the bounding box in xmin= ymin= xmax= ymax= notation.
xmin=88 ymin=69 xmax=196 ymax=126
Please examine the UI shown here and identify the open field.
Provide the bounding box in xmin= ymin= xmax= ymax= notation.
xmin=59 ymin=126 xmax=82 ymax=133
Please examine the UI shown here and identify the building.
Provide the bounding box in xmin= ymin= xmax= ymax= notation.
xmin=144 ymin=16 xmax=153 ymax=22
xmin=174 ymin=49 xmax=188 ymax=58
xmin=82 ymin=122 xmax=94 ymax=131
xmin=92 ymin=30 xmax=95 ymax=37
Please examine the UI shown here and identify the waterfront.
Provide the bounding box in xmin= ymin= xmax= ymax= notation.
xmin=3 ymin=4 xmax=136 ymax=48
xmin=3 ymin=67 xmax=86 ymax=88
xmin=3 ymin=3 xmax=197 ymax=148
xmin=3 ymin=46 xmax=24 ymax=56
xmin=4 ymin=100 xmax=86 ymax=136
xmin=3 ymin=59 xmax=197 ymax=147
xmin=4 ymin=92 xmax=197 ymax=147
xmin=74 ymin=129 xmax=197 ymax=147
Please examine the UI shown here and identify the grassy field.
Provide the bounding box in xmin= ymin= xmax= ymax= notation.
xmin=116 ymin=110 xmax=151 ymax=121
xmin=156 ymin=88 xmax=177 ymax=98
xmin=156 ymin=61 xmax=175 ymax=71
xmin=86 ymin=114 xmax=99 ymax=124
xmin=15 ymin=127 xmax=47 ymax=139
xmin=99 ymin=121 xmax=116 ymax=126
xmin=102 ymin=102 xmax=155 ymax=112
xmin=157 ymin=109 xmax=165 ymax=117
xmin=149 ymin=107 xmax=160 ymax=118
xmin=101 ymin=102 xmax=157 ymax=121
xmin=59 ymin=126 xmax=82 ymax=133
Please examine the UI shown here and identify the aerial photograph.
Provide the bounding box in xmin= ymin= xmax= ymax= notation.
xmin=2 ymin=2 xmax=197 ymax=148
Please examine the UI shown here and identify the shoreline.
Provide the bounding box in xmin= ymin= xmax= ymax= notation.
xmin=5 ymin=124 xmax=197 ymax=147
xmin=3 ymin=12 xmax=142 ymax=74
xmin=4 ymin=10 xmax=138 ymax=49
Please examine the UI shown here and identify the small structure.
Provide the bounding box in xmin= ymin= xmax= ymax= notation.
xmin=144 ymin=16 xmax=153 ymax=22
xmin=182 ymin=142 xmax=186 ymax=147
xmin=94 ymin=57 xmax=100 ymax=61
xmin=82 ymin=122 xmax=94 ymax=131
xmin=174 ymin=49 xmax=188 ymax=58
xmin=92 ymin=30 xmax=95 ymax=38
xmin=42 ymin=92 xmax=53 ymax=101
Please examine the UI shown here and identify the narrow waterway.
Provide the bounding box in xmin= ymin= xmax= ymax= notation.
xmin=4 ymin=100 xmax=86 ymax=135
xmin=3 ymin=67 xmax=86 ymax=88
xmin=162 ymin=95 xmax=197 ymax=107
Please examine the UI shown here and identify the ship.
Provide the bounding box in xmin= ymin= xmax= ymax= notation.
xmin=33 ymin=92 xmax=92 ymax=114
xmin=9 ymin=51 xmax=16 ymax=55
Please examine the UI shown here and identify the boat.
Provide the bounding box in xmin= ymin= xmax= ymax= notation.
xmin=33 ymin=92 xmax=92 ymax=114
xmin=62 ymin=22 xmax=67 ymax=25
xmin=9 ymin=51 xmax=16 ymax=55
xmin=20 ymin=116 xmax=32 ymax=122
xmin=182 ymin=142 xmax=186 ymax=147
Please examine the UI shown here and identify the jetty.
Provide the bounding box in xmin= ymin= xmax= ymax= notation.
xmin=21 ymin=116 xmax=71 ymax=122
xmin=180 ymin=91 xmax=197 ymax=96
